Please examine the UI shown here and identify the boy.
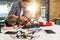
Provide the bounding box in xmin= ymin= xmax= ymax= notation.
xmin=2 ymin=15 xmax=18 ymax=30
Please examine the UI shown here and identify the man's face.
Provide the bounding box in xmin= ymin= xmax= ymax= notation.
xmin=21 ymin=1 xmax=30 ymax=8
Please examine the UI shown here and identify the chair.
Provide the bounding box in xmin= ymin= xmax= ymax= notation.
xmin=0 ymin=21 xmax=5 ymax=33
xmin=55 ymin=18 xmax=60 ymax=25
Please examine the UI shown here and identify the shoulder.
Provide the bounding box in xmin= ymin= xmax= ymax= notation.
xmin=12 ymin=1 xmax=21 ymax=7
xmin=5 ymin=20 xmax=8 ymax=23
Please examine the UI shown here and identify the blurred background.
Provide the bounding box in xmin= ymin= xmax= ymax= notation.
xmin=0 ymin=0 xmax=60 ymax=25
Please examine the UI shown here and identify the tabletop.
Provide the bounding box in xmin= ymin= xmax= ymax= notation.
xmin=0 ymin=25 xmax=60 ymax=40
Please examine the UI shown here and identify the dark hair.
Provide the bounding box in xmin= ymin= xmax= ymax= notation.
xmin=21 ymin=0 xmax=30 ymax=2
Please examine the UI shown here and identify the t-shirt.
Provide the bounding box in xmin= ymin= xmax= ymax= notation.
xmin=20 ymin=18 xmax=31 ymax=26
xmin=4 ymin=20 xmax=17 ymax=27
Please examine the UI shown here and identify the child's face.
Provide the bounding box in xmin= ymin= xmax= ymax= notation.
xmin=24 ymin=11 xmax=30 ymax=18
xmin=8 ymin=18 xmax=17 ymax=25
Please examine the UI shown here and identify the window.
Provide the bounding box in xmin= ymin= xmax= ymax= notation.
xmin=40 ymin=0 xmax=48 ymax=18
xmin=41 ymin=6 xmax=46 ymax=17
xmin=0 ymin=1 xmax=13 ymax=21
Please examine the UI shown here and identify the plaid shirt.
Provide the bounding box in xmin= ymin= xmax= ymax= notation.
xmin=8 ymin=1 xmax=21 ymax=16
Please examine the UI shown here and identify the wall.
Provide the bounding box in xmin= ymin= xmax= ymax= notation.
xmin=50 ymin=0 xmax=60 ymax=22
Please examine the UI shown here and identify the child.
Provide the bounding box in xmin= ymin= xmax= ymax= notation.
xmin=2 ymin=15 xmax=18 ymax=30
xmin=18 ymin=11 xmax=32 ymax=28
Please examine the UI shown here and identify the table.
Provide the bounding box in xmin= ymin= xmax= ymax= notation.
xmin=0 ymin=25 xmax=60 ymax=40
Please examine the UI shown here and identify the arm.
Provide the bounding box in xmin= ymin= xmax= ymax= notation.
xmin=2 ymin=20 xmax=17 ymax=30
xmin=8 ymin=2 xmax=18 ymax=16
xmin=2 ymin=25 xmax=13 ymax=30
xmin=2 ymin=25 xmax=17 ymax=30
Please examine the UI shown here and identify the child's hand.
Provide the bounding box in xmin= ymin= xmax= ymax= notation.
xmin=2 ymin=26 xmax=8 ymax=30
xmin=26 ymin=22 xmax=31 ymax=25
xmin=19 ymin=25 xmax=24 ymax=28
xmin=13 ymin=25 xmax=17 ymax=29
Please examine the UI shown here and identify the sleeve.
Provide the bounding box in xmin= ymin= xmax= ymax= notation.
xmin=4 ymin=20 xmax=7 ymax=26
xmin=8 ymin=2 xmax=17 ymax=15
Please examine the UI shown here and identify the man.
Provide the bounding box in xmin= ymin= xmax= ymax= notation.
xmin=8 ymin=0 xmax=30 ymax=17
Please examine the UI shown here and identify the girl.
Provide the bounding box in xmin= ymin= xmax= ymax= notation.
xmin=18 ymin=11 xmax=32 ymax=28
